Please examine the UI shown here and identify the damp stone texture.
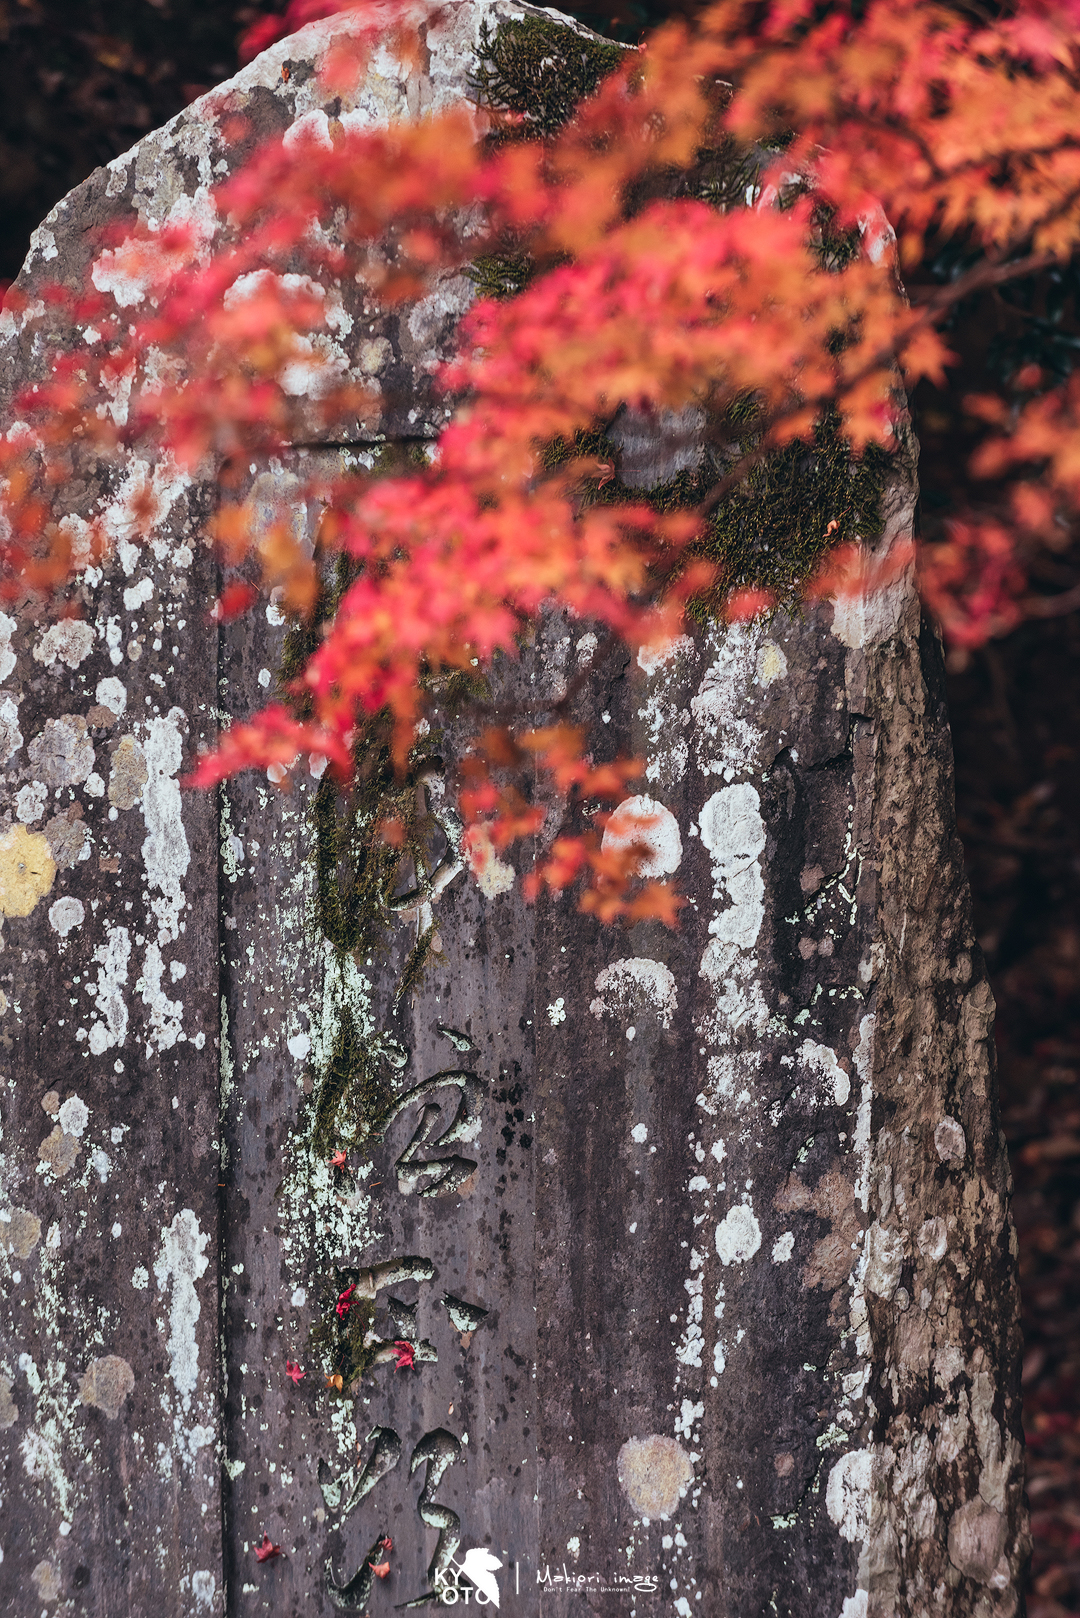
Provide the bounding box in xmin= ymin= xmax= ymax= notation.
xmin=0 ymin=4 xmax=1026 ymax=1616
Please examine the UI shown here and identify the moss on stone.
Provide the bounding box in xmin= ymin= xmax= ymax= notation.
xmin=309 ymin=1270 xmax=379 ymax=1388
xmin=472 ymin=14 xmax=625 ymax=141
xmin=663 ymin=411 xmax=887 ymax=618
xmin=310 ymin=1005 xmax=396 ymax=1158
xmin=471 ymin=13 xmax=892 ymax=616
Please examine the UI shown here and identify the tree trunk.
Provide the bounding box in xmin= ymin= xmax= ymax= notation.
xmin=0 ymin=5 xmax=1027 ymax=1615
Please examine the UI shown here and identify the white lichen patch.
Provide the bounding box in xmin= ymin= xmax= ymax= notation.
xmin=48 ymin=896 xmax=85 ymax=939
xmin=225 ymin=271 xmax=353 ymax=399
xmin=636 ymin=635 xmax=694 ymax=787
xmin=139 ymin=941 xmax=185 ymax=1054
xmin=0 ymin=693 xmax=23 ymax=764
xmin=122 ymin=577 xmax=154 ymax=613
xmin=98 ymin=455 xmax=194 ymax=568
xmin=57 ymin=1096 xmax=89 ymax=1137
xmin=826 ymin=1450 xmax=872 ymax=1543
xmin=697 ymin=783 xmax=768 ymax=1044
xmin=141 ymin=710 xmax=191 ymax=943
xmin=715 ymin=1203 xmax=762 ymax=1266
xmin=91 ymin=188 xmax=218 ymax=307
xmin=33 ymin=619 xmax=96 ymax=670
xmin=95 ymin=676 xmax=127 ymax=718
xmin=86 ymin=924 xmax=131 ymax=1054
xmin=691 ymin=623 xmax=768 ymax=779
xmin=637 ymin=634 xmax=694 ymax=677
xmin=934 ymin=1116 xmax=966 ymax=1163
xmin=601 ymin=795 xmax=682 ymax=878
xmin=463 ymin=823 xmax=514 ymax=898
xmin=27 ymin=715 xmax=94 ymax=788
xmin=590 ymin=958 xmax=678 ymax=1030
xmin=0 ymin=610 xmax=17 ymax=681
xmin=796 ymin=1039 xmax=851 ymax=1108
xmin=16 ymin=781 xmax=47 ymax=824
xmin=154 ymin=1209 xmax=210 ymax=1413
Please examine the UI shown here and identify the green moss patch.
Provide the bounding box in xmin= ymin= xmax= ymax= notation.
xmin=309 ymin=1269 xmax=379 ymax=1388
xmin=473 ymin=14 xmax=625 ymax=141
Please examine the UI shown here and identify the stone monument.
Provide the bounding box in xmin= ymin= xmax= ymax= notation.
xmin=0 ymin=5 xmax=1027 ymax=1614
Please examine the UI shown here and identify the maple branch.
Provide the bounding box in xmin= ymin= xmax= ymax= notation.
xmin=904 ymin=247 xmax=1058 ymax=313
xmin=1021 ymin=581 xmax=1080 ymax=619
xmin=481 ymin=243 xmax=1069 ymax=728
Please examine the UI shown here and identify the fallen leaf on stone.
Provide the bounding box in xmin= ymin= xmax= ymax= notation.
xmin=392 ymin=1340 xmax=415 ymax=1371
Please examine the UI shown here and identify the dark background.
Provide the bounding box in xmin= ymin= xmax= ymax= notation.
xmin=1 ymin=1 xmax=1077 ymax=1611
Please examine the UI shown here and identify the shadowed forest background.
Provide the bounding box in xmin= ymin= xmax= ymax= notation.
xmin=1 ymin=0 xmax=1078 ymax=1610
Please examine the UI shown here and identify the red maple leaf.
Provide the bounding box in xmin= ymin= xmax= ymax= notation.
xmin=210 ymin=582 xmax=258 ymax=622
xmin=255 ymin=1533 xmax=283 ymax=1563
xmin=392 ymin=1339 xmax=415 ymax=1372
xmin=369 ymin=1560 xmax=391 ymax=1578
xmin=330 ymin=1148 xmax=347 ymax=1169
xmin=336 ymin=1282 xmax=356 ymax=1319
xmin=285 ymin=1359 xmax=304 ymax=1385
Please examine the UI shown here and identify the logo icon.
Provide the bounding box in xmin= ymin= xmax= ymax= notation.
xmin=435 ymin=1548 xmax=503 ymax=1606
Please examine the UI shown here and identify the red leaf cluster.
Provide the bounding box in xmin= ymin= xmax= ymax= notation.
xmin=8 ymin=0 xmax=1080 ymax=915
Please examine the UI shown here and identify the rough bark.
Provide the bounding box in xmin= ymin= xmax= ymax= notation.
xmin=0 ymin=5 xmax=1026 ymax=1616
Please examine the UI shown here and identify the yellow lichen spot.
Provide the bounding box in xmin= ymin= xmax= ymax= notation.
xmin=0 ymin=824 xmax=56 ymax=917
xmin=108 ymin=734 xmax=148 ymax=810
xmin=616 ymin=1435 xmax=695 ymax=1520
xmin=78 ymin=1354 xmax=135 ymax=1419
xmin=756 ymin=640 xmax=788 ymax=687
xmin=2 ymin=1208 xmax=42 ymax=1259
xmin=31 ymin=1561 xmax=61 ymax=1604
xmin=38 ymin=1125 xmax=79 ymax=1177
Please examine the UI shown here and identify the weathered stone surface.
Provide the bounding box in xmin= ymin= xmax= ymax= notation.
xmin=0 ymin=3 xmax=1026 ymax=1616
